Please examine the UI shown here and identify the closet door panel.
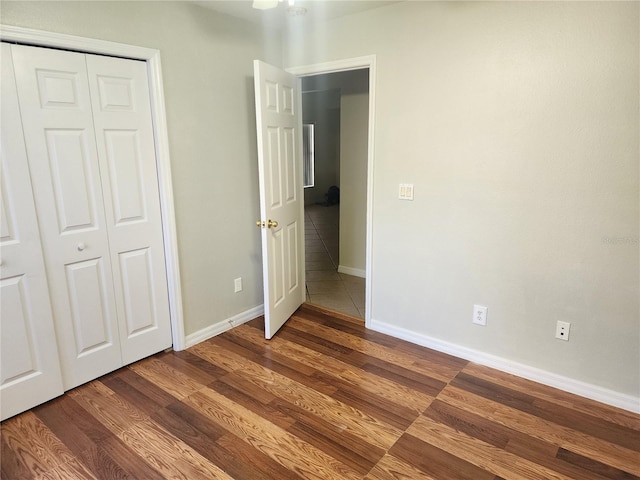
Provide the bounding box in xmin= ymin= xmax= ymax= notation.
xmin=65 ymin=258 xmax=115 ymax=355
xmin=87 ymin=55 xmax=172 ymax=364
xmin=103 ymin=130 xmax=146 ymax=223
xmin=11 ymin=44 xmax=123 ymax=390
xmin=118 ymin=248 xmax=157 ymax=335
xmin=44 ymin=128 xmax=99 ymax=232
xmin=0 ymin=43 xmax=64 ymax=420
xmin=1 ymin=278 xmax=36 ymax=380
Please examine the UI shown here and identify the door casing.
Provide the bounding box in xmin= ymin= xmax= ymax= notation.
xmin=287 ymin=56 xmax=376 ymax=328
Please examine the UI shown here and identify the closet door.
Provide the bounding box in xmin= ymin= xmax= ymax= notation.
xmin=0 ymin=43 xmax=64 ymax=420
xmin=11 ymin=44 xmax=123 ymax=389
xmin=86 ymin=55 xmax=172 ymax=364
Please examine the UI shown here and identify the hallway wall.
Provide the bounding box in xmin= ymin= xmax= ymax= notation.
xmin=339 ymin=92 xmax=368 ymax=276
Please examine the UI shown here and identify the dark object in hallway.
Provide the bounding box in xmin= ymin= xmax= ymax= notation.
xmin=324 ymin=185 xmax=340 ymax=205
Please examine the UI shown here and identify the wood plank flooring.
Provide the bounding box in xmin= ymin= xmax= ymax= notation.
xmin=2 ymin=304 xmax=639 ymax=479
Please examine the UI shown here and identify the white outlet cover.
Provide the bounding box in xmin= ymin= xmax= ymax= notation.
xmin=472 ymin=305 xmax=488 ymax=326
xmin=555 ymin=321 xmax=570 ymax=341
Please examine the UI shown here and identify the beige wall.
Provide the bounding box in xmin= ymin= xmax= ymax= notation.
xmin=339 ymin=93 xmax=368 ymax=275
xmin=285 ymin=1 xmax=640 ymax=397
xmin=1 ymin=1 xmax=282 ymax=336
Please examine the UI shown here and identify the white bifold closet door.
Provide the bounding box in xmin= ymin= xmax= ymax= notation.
xmin=1 ymin=43 xmax=65 ymax=420
xmin=11 ymin=44 xmax=172 ymax=391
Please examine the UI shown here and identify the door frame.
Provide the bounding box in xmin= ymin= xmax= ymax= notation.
xmin=287 ymin=55 xmax=376 ymax=328
xmin=0 ymin=24 xmax=187 ymax=350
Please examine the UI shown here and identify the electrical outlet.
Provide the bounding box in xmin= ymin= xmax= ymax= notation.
xmin=234 ymin=277 xmax=243 ymax=293
xmin=472 ymin=305 xmax=487 ymax=326
xmin=555 ymin=321 xmax=570 ymax=341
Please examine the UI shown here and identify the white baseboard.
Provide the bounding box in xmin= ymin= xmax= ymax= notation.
xmin=338 ymin=265 xmax=366 ymax=278
xmin=185 ymin=304 xmax=264 ymax=349
xmin=370 ymin=318 xmax=640 ymax=414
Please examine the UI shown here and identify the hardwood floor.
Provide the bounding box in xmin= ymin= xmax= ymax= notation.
xmin=2 ymin=304 xmax=639 ymax=479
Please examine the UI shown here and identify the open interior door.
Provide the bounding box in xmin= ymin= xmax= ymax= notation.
xmin=254 ymin=60 xmax=305 ymax=339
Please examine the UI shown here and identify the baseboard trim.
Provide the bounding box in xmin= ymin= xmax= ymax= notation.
xmin=337 ymin=265 xmax=366 ymax=278
xmin=185 ymin=304 xmax=264 ymax=349
xmin=370 ymin=318 xmax=640 ymax=414
xmin=301 ymin=302 xmax=364 ymax=323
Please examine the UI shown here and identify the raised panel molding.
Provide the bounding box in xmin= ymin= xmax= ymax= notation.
xmin=287 ymin=221 xmax=299 ymax=292
xmin=37 ymin=70 xmax=79 ymax=108
xmin=281 ymin=85 xmax=294 ymax=115
xmin=0 ymin=276 xmax=37 ymax=384
xmin=271 ymin=228 xmax=285 ymax=307
xmin=284 ymin=127 xmax=296 ymax=203
xmin=265 ymin=81 xmax=278 ymax=112
xmin=104 ymin=130 xmax=146 ymax=224
xmin=119 ymin=248 xmax=157 ymax=337
xmin=267 ymin=127 xmax=282 ymax=208
xmin=65 ymin=258 xmax=114 ymax=356
xmin=97 ymin=75 xmax=134 ymax=111
xmin=45 ymin=129 xmax=98 ymax=232
xmin=0 ymin=170 xmax=16 ymax=243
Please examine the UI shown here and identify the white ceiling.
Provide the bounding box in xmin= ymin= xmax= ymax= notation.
xmin=194 ymin=1 xmax=401 ymax=29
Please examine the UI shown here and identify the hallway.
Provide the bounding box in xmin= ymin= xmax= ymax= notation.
xmin=305 ymin=204 xmax=365 ymax=318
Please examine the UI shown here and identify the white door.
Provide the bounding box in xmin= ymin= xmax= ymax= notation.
xmin=86 ymin=54 xmax=172 ymax=365
xmin=253 ymin=60 xmax=305 ymax=339
xmin=0 ymin=43 xmax=64 ymax=420
xmin=11 ymin=44 xmax=173 ymax=388
xmin=11 ymin=44 xmax=123 ymax=389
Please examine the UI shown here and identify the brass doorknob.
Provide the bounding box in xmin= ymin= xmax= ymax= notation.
xmin=256 ymin=220 xmax=264 ymax=227
xmin=267 ymin=219 xmax=278 ymax=228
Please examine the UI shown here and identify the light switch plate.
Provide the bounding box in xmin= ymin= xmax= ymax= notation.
xmin=399 ymin=183 xmax=414 ymax=200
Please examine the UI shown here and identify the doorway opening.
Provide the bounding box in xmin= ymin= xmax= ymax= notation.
xmin=300 ymin=68 xmax=370 ymax=319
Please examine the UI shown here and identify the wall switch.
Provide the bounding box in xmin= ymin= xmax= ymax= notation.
xmin=234 ymin=277 xmax=243 ymax=293
xmin=399 ymin=183 xmax=414 ymax=200
xmin=472 ymin=305 xmax=488 ymax=326
xmin=555 ymin=321 xmax=570 ymax=341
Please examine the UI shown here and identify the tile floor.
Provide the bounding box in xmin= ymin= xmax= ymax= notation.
xmin=305 ymin=204 xmax=366 ymax=318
